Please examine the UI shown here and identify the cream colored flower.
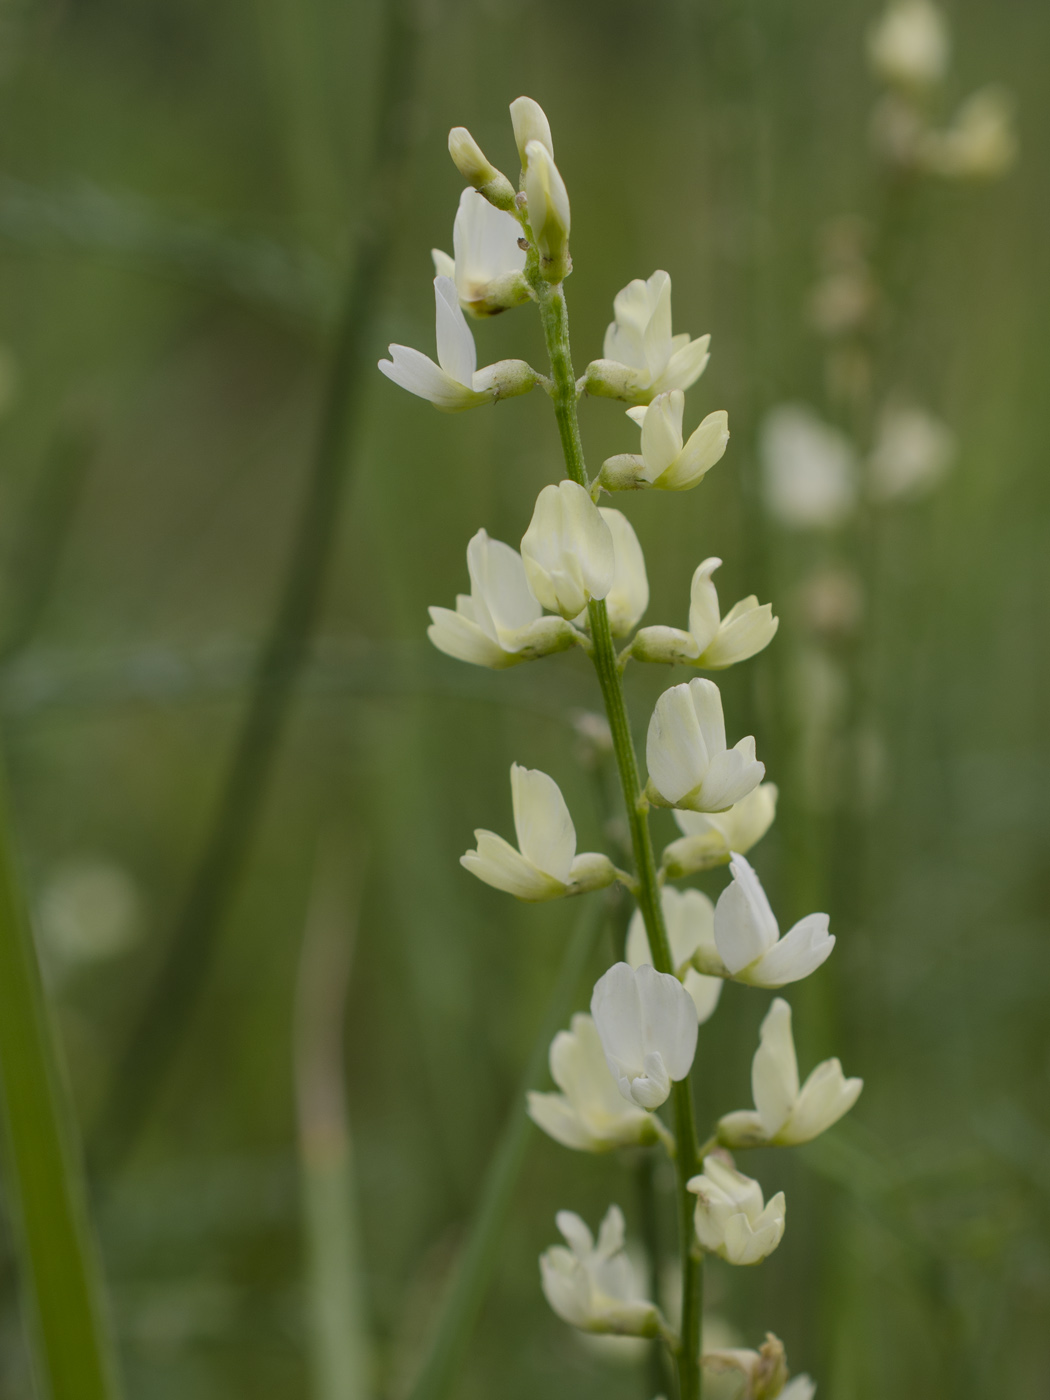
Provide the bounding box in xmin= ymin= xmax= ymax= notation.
xmin=662 ymin=784 xmax=778 ymax=879
xmin=583 ymin=272 xmax=712 ymax=404
xmin=718 ymin=998 xmax=863 ymax=1149
xmin=625 ymin=887 xmax=723 ymax=1025
xmin=714 ymin=854 xmax=834 ymax=988
xmin=599 ymin=391 xmax=729 ymax=493
xmin=632 ymin=557 xmax=777 ymax=668
xmin=540 ymin=1206 xmax=666 ymax=1337
xmin=645 ymin=679 xmax=764 ymax=813
xmin=520 ymin=481 xmax=615 ymax=620
xmin=431 ymin=189 xmax=528 ymax=317
xmin=572 ymin=508 xmax=649 ymax=637
xmin=427 ymin=529 xmax=579 ymax=669
xmin=590 ymin=962 xmax=698 ymax=1110
xmin=461 ymin=764 xmax=616 ymax=901
xmin=688 ymin=1158 xmax=785 ymax=1266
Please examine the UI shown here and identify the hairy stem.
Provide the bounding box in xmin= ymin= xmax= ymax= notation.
xmin=535 ymin=277 xmax=703 ymax=1400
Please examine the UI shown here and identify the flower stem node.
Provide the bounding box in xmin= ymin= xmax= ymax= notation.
xmin=590 ymin=962 xmax=699 ymax=1111
xmin=527 ymin=1013 xmax=672 ymax=1153
xmin=540 ymin=1206 xmax=669 ymax=1339
xmin=662 ymin=784 xmax=778 ymax=878
xmin=447 ymin=126 xmax=517 ymax=211
xmin=599 ymin=393 xmax=729 ymax=494
xmin=521 ymin=481 xmax=615 ymax=620
xmin=626 ymin=887 xmax=724 ymax=1025
xmin=645 ymin=679 xmax=765 ymax=813
xmin=427 ymin=529 xmax=580 ymax=669
xmin=461 ymin=764 xmax=617 ymax=902
xmin=717 ymin=998 xmax=863 ymax=1149
xmin=583 ymin=271 xmax=712 ymax=404
xmin=714 ymin=854 xmax=834 ymax=988
xmin=688 ymin=1157 xmax=786 ymax=1266
xmin=432 ymin=190 xmax=530 ymax=317
xmin=632 ymin=557 xmax=777 ymax=668
xmin=523 ymin=139 xmax=571 ymax=283
xmin=378 ymin=277 xmax=537 ymax=411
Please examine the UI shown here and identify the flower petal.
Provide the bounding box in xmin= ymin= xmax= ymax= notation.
xmin=511 ymin=764 xmax=576 ymax=882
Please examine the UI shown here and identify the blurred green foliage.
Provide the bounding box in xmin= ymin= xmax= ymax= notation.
xmin=0 ymin=0 xmax=1047 ymax=1396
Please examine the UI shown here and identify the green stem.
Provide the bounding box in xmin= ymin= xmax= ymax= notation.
xmin=0 ymin=755 xmax=122 ymax=1399
xmin=408 ymin=897 xmax=606 ymax=1400
xmin=535 ymin=278 xmax=703 ymax=1400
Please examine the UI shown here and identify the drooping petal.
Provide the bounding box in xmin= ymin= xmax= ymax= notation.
xmin=378 ymin=344 xmax=489 ymax=411
xmin=427 ymin=606 xmax=514 ymax=669
xmin=461 ymin=830 xmax=564 ymax=900
xmin=526 ymin=1093 xmax=597 ymax=1151
xmin=510 ymin=764 xmax=576 ymax=882
xmin=745 ymin=913 xmax=834 ymax=987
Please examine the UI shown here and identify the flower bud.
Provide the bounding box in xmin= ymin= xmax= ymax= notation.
xmin=521 ymin=481 xmax=614 ymax=620
xmin=523 ymin=140 xmax=571 ymax=282
xmin=509 ymin=95 xmax=554 ymax=165
xmin=448 ymin=126 xmax=517 ymax=211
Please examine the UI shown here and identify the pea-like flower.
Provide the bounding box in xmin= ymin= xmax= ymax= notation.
xmin=632 ymin=557 xmax=777 ymax=668
xmin=571 ymin=508 xmax=648 ymax=638
xmin=662 ymin=784 xmax=778 ymax=879
xmin=378 ymin=276 xmax=537 ymax=412
xmin=718 ymin=998 xmax=863 ymax=1150
xmin=540 ymin=1205 xmax=667 ymax=1338
xmin=688 ymin=1157 xmax=786 ymax=1266
xmin=714 ymin=853 xmax=833 ymax=988
xmin=590 ymin=962 xmax=698 ymax=1110
xmin=461 ymin=764 xmax=616 ymax=901
xmin=625 ymin=888 xmax=723 ymax=1025
xmin=527 ymin=1014 xmax=669 ymax=1153
xmin=704 ymin=1332 xmax=814 ymax=1400
xmin=432 ymin=189 xmax=528 ymax=317
xmin=427 ymin=529 xmax=579 ymax=669
xmin=599 ymin=391 xmax=729 ymax=493
xmin=520 ymin=481 xmax=615 ymax=620
xmin=645 ymin=679 xmax=765 ymax=813
xmin=583 ymin=271 xmax=712 ymax=404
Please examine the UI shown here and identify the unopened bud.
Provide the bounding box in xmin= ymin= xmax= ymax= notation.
xmin=471 ymin=358 xmax=539 ymax=402
xmin=581 ymin=360 xmax=647 ymax=403
xmin=597 ymin=454 xmax=650 ymax=492
xmin=509 ymin=95 xmax=554 ymax=166
xmin=448 ymin=127 xmax=517 ymax=211
xmin=523 ymin=140 xmax=571 ymax=283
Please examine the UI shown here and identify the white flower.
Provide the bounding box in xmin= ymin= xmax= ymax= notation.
xmin=688 ymin=1158 xmax=786 ymax=1266
xmin=599 ymin=391 xmax=729 ymax=492
xmin=645 ymin=679 xmax=764 ymax=813
xmin=431 ymin=189 xmax=528 ymax=317
xmin=461 ymin=764 xmax=616 ymax=901
xmin=540 ymin=1206 xmax=666 ymax=1338
xmin=781 ymin=1378 xmax=817 ymax=1400
xmin=662 ymin=784 xmax=778 ymax=878
xmin=760 ymin=404 xmax=858 ymax=530
xmin=920 ymin=86 xmax=1018 ymax=180
xmin=572 ymin=508 xmax=648 ymax=637
xmin=632 ymin=557 xmax=777 ymax=668
xmin=625 ymin=888 xmax=723 ymax=1025
xmin=427 ymin=529 xmax=578 ymax=669
xmin=590 ymin=962 xmax=698 ymax=1110
xmin=713 ymin=853 xmax=834 ymax=988
xmin=867 ymin=0 xmax=949 ymax=92
xmin=523 ymin=140 xmax=571 ymax=281
xmin=520 ymin=481 xmax=615 ymax=619
xmin=378 ymin=277 xmax=536 ymax=412
xmin=718 ymin=998 xmax=863 ymax=1149
xmin=583 ymin=271 xmax=712 ymax=404
xmin=867 ymin=401 xmax=954 ymax=501
xmin=527 ymin=1014 xmax=667 ymax=1152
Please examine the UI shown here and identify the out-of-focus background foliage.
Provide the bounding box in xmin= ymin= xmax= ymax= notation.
xmin=0 ymin=0 xmax=1046 ymax=1396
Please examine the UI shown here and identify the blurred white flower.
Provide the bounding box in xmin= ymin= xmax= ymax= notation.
xmin=428 ymin=529 xmax=579 ymax=669
xmin=599 ymin=391 xmax=729 ymax=492
xmin=867 ymin=0 xmax=949 ymax=92
xmin=527 ymin=1013 xmax=668 ymax=1152
xmin=625 ymin=887 xmax=724 ymax=1025
xmin=662 ymin=784 xmax=778 ymax=878
xmin=868 ymin=401 xmax=954 ymax=501
xmin=703 ymin=1331 xmax=788 ymax=1400
xmin=920 ymin=86 xmax=1018 ymax=180
xmin=540 ymin=1205 xmax=666 ymax=1337
xmin=431 ymin=189 xmax=528 ymax=317
xmin=521 ymin=481 xmax=615 ymax=619
xmin=718 ymin=998 xmax=863 ymax=1149
xmin=461 ymin=764 xmax=616 ymax=901
xmin=379 ymin=277 xmax=536 ymax=411
xmin=590 ymin=962 xmax=698 ymax=1110
xmin=688 ymin=1157 xmax=786 ymax=1266
xmin=37 ymin=858 xmax=142 ymax=969
xmin=584 ymin=271 xmax=712 ymax=404
xmin=645 ymin=678 xmax=765 ymax=813
xmin=760 ymin=404 xmax=858 ymax=530
xmin=714 ymin=853 xmax=834 ymax=988
xmin=632 ymin=557 xmax=777 ymax=668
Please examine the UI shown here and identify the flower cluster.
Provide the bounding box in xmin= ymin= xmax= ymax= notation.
xmin=379 ymin=95 xmax=861 ymax=1396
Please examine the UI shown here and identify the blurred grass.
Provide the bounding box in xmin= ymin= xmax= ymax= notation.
xmin=0 ymin=0 xmax=1046 ymax=1396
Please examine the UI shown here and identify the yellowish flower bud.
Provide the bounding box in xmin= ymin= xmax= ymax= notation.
xmin=447 ymin=126 xmax=517 ymax=211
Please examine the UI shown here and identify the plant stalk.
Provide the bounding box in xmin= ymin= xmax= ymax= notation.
xmin=535 ymin=277 xmax=703 ymax=1400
